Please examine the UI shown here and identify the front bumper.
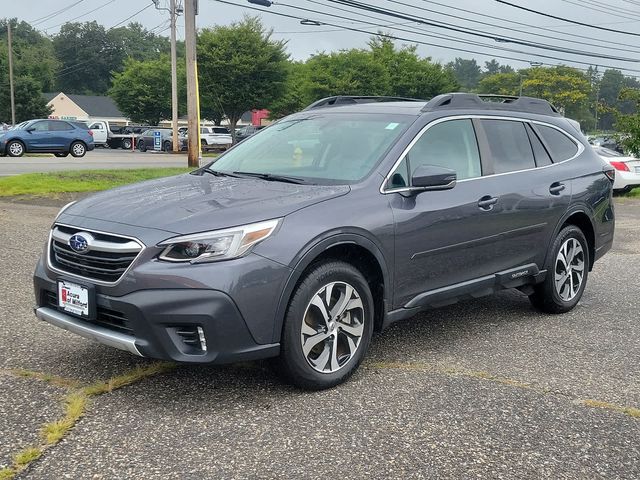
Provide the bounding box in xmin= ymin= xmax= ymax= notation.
xmin=34 ymin=250 xmax=288 ymax=363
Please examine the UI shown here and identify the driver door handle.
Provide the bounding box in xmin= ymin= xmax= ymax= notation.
xmin=478 ymin=195 xmax=498 ymax=210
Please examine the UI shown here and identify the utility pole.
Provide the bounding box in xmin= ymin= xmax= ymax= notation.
xmin=185 ymin=0 xmax=201 ymax=168
xmin=170 ymin=0 xmax=179 ymax=153
xmin=7 ymin=22 xmax=16 ymax=126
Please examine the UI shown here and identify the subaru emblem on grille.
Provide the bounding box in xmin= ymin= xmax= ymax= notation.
xmin=68 ymin=233 xmax=93 ymax=254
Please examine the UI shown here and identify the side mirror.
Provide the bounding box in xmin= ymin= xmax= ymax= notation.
xmin=411 ymin=165 xmax=457 ymax=191
xmin=26 ymin=127 xmax=36 ymax=133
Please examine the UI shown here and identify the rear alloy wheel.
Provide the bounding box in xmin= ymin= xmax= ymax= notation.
xmin=70 ymin=141 xmax=86 ymax=158
xmin=121 ymin=138 xmax=132 ymax=149
xmin=138 ymin=141 xmax=146 ymax=152
xmin=529 ymin=225 xmax=589 ymax=314
xmin=278 ymin=261 xmax=373 ymax=390
xmin=6 ymin=140 xmax=24 ymax=157
xmin=163 ymin=140 xmax=172 ymax=152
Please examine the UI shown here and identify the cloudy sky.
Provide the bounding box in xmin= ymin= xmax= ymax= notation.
xmin=5 ymin=0 xmax=640 ymax=77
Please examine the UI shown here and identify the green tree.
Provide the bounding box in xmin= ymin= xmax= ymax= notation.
xmin=478 ymin=72 xmax=520 ymax=95
xmin=0 ymin=19 xmax=56 ymax=122
xmin=198 ymin=16 xmax=289 ymax=142
xmin=267 ymin=61 xmax=312 ymax=119
xmin=109 ymin=57 xmax=185 ymax=125
xmin=369 ymin=37 xmax=457 ymax=99
xmin=447 ymin=57 xmax=481 ymax=90
xmin=614 ymin=87 xmax=640 ymax=155
xmin=304 ymin=49 xmax=389 ymax=100
xmin=0 ymin=75 xmax=52 ymax=122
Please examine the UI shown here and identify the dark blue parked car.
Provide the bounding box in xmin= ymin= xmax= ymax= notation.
xmin=0 ymin=119 xmax=95 ymax=158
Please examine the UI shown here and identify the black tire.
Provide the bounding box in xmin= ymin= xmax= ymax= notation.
xmin=163 ymin=140 xmax=171 ymax=152
xmin=138 ymin=140 xmax=146 ymax=152
xmin=70 ymin=141 xmax=86 ymax=158
xmin=529 ymin=225 xmax=589 ymax=314
xmin=278 ymin=261 xmax=374 ymax=390
xmin=6 ymin=140 xmax=25 ymax=157
xmin=54 ymin=152 xmax=69 ymax=158
xmin=121 ymin=138 xmax=132 ymax=150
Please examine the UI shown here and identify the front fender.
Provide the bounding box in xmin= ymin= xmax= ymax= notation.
xmin=269 ymin=230 xmax=392 ymax=343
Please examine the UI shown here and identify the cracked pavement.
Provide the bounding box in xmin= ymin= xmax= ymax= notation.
xmin=0 ymin=197 xmax=638 ymax=479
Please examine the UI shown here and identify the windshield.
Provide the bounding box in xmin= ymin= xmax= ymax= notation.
xmin=209 ymin=113 xmax=413 ymax=184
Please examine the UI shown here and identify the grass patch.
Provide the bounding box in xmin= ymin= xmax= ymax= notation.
xmin=14 ymin=448 xmax=42 ymax=466
xmin=83 ymin=362 xmax=174 ymax=396
xmin=9 ymin=368 xmax=80 ymax=389
xmin=0 ymin=168 xmax=193 ymax=197
xmin=621 ymin=188 xmax=640 ymax=198
xmin=583 ymin=399 xmax=640 ymax=419
xmin=3 ymin=362 xmax=175 ymax=477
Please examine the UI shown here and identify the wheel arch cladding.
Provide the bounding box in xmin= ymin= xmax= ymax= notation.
xmin=271 ymin=235 xmax=390 ymax=343
xmin=562 ymin=211 xmax=596 ymax=271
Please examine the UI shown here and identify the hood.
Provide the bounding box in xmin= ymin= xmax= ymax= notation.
xmin=62 ymin=173 xmax=350 ymax=235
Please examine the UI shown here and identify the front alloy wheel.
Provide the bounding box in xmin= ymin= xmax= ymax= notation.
xmin=279 ymin=261 xmax=374 ymax=390
xmin=7 ymin=141 xmax=24 ymax=157
xmin=301 ymin=281 xmax=365 ymax=373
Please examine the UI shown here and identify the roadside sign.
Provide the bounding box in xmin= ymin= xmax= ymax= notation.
xmin=154 ymin=131 xmax=162 ymax=151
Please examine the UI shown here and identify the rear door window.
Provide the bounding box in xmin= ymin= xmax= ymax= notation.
xmin=535 ymin=125 xmax=579 ymax=162
xmin=481 ymin=119 xmax=535 ymax=174
xmin=50 ymin=121 xmax=74 ymax=131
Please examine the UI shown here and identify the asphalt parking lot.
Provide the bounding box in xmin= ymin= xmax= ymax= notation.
xmin=0 ymin=197 xmax=639 ymax=478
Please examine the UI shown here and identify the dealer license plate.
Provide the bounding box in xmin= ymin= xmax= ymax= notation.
xmin=635 ymin=166 xmax=640 ymax=174
xmin=58 ymin=281 xmax=89 ymax=317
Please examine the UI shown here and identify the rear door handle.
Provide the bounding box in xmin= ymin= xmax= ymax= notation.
xmin=549 ymin=182 xmax=566 ymax=195
xmin=478 ymin=195 xmax=498 ymax=210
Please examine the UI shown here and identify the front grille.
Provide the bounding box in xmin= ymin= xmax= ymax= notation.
xmin=44 ymin=290 xmax=133 ymax=335
xmin=49 ymin=225 xmax=142 ymax=283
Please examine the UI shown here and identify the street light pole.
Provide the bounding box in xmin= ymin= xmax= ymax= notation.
xmin=170 ymin=0 xmax=179 ymax=153
xmin=7 ymin=22 xmax=16 ymax=126
xmin=185 ymin=0 xmax=200 ymax=168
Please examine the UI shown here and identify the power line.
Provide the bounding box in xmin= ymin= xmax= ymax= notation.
xmin=419 ymin=0 xmax=640 ymax=53
xmin=322 ymin=0 xmax=640 ymax=63
xmin=30 ymin=0 xmax=86 ymax=26
xmin=42 ymin=0 xmax=118 ymax=31
xmin=211 ymin=0 xmax=640 ymax=77
xmin=495 ymin=0 xmax=640 ymax=37
xmin=558 ymin=0 xmax=640 ymax=20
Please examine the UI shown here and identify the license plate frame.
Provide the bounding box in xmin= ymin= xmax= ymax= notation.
xmin=57 ymin=280 xmax=96 ymax=319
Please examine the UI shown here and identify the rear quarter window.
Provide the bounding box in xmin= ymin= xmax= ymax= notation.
xmin=535 ymin=125 xmax=579 ymax=162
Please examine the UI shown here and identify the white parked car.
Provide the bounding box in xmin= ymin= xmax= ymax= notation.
xmin=593 ymin=146 xmax=640 ymax=193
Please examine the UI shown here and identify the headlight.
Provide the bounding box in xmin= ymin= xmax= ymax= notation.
xmin=55 ymin=201 xmax=76 ymax=219
xmin=158 ymin=218 xmax=280 ymax=264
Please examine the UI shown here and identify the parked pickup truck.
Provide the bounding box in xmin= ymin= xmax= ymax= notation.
xmin=87 ymin=120 xmax=143 ymax=149
xmin=198 ymin=126 xmax=232 ymax=150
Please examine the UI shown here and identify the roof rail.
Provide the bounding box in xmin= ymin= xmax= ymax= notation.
xmin=304 ymin=95 xmax=425 ymax=111
xmin=422 ymin=93 xmax=560 ymax=116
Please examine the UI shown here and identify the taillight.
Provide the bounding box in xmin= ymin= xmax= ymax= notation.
xmin=603 ymin=168 xmax=615 ymax=182
xmin=610 ymin=161 xmax=629 ymax=172
xmin=88 ymin=130 xmax=94 ymax=136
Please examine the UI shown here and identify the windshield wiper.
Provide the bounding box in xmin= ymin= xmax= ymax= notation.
xmin=198 ymin=167 xmax=241 ymax=178
xmin=232 ymin=171 xmax=309 ymax=184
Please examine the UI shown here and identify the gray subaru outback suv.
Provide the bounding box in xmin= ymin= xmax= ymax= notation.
xmin=33 ymin=94 xmax=615 ymax=389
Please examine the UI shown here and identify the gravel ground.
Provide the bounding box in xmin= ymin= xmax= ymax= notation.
xmin=0 ymin=197 xmax=638 ymax=479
